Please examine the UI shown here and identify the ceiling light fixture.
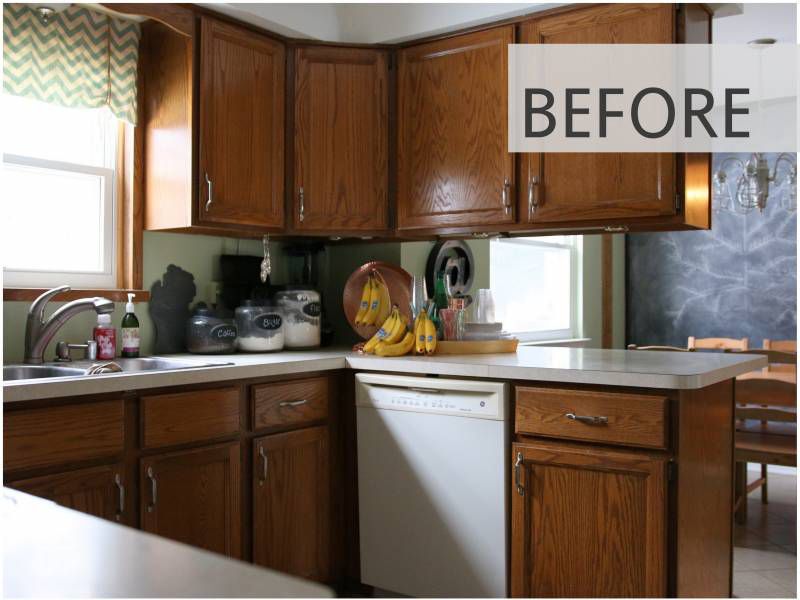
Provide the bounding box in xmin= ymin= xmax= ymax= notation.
xmin=713 ymin=153 xmax=797 ymax=215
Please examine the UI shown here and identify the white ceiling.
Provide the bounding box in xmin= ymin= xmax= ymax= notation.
xmin=200 ymin=3 xmax=798 ymax=45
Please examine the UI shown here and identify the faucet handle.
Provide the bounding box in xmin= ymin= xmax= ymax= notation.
xmin=30 ymin=285 xmax=71 ymax=321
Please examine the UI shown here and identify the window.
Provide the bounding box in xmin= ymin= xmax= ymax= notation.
xmin=2 ymin=93 xmax=119 ymax=288
xmin=490 ymin=235 xmax=582 ymax=342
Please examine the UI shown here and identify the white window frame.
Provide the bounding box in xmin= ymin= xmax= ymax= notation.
xmin=490 ymin=236 xmax=582 ymax=343
xmin=2 ymin=153 xmax=117 ymax=288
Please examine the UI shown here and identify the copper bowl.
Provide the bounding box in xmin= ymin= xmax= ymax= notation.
xmin=343 ymin=261 xmax=413 ymax=340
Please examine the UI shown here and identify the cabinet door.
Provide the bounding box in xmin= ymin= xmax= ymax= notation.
xmin=397 ymin=26 xmax=515 ymax=230
xmin=141 ymin=442 xmax=241 ymax=558
xmin=198 ymin=17 xmax=284 ymax=230
xmin=9 ymin=464 xmax=128 ymax=524
xmin=520 ymin=4 xmax=676 ymax=224
xmin=253 ymin=426 xmax=330 ymax=581
xmin=511 ymin=440 xmax=666 ymax=598
xmin=294 ymin=47 xmax=388 ymax=232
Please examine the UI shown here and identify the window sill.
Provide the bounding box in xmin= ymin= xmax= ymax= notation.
xmin=3 ymin=288 xmax=150 ymax=303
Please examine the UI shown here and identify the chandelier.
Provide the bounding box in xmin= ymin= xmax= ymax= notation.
xmin=713 ymin=153 xmax=797 ymax=215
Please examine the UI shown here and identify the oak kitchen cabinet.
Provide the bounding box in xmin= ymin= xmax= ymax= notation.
xmin=396 ymin=26 xmax=516 ymax=231
xmin=517 ymin=3 xmax=711 ymax=232
xmin=511 ymin=441 xmax=667 ymax=597
xmin=141 ymin=10 xmax=285 ymax=234
xmin=253 ymin=426 xmax=330 ymax=581
xmin=141 ymin=442 xmax=242 ymax=558
xmin=293 ymin=46 xmax=389 ymax=233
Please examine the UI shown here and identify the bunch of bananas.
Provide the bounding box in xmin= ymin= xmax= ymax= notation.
xmin=413 ymin=310 xmax=437 ymax=355
xmin=362 ymin=306 xmax=414 ymax=356
xmin=354 ymin=272 xmax=391 ymax=327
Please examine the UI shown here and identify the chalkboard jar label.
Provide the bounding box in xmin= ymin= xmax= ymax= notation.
xmin=211 ymin=324 xmax=238 ymax=339
xmin=256 ymin=313 xmax=283 ymax=331
xmin=302 ymin=302 xmax=322 ymax=318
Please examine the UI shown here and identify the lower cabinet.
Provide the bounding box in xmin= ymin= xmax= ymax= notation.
xmin=10 ymin=463 xmax=128 ymax=524
xmin=252 ymin=426 xmax=330 ymax=582
xmin=140 ymin=442 xmax=241 ymax=558
xmin=511 ymin=440 xmax=667 ymax=598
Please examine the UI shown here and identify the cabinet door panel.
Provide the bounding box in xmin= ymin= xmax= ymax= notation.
xmin=141 ymin=442 xmax=241 ymax=558
xmin=511 ymin=441 xmax=666 ymax=598
xmin=10 ymin=464 xmax=128 ymax=524
xmin=520 ymin=4 xmax=676 ymax=224
xmin=294 ymin=47 xmax=388 ymax=231
xmin=398 ymin=27 xmax=514 ymax=230
xmin=199 ymin=17 xmax=284 ymax=229
xmin=253 ymin=426 xmax=330 ymax=582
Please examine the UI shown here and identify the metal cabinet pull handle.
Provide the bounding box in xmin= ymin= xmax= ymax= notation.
xmin=114 ymin=473 xmax=125 ymax=521
xmin=279 ymin=399 xmax=307 ymax=407
xmin=146 ymin=466 xmax=157 ymax=512
xmin=204 ymin=173 xmax=213 ymax=212
xmin=514 ymin=452 xmax=525 ymax=496
xmin=258 ymin=446 xmax=268 ymax=485
xmin=501 ymin=178 xmax=512 ymax=215
xmin=565 ymin=412 xmax=609 ymax=425
xmin=528 ymin=175 xmax=539 ymax=220
xmin=299 ymin=187 xmax=305 ymax=222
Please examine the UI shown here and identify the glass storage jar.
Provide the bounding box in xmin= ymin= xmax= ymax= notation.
xmin=235 ymin=300 xmax=284 ymax=352
xmin=186 ymin=307 xmax=238 ymax=354
xmin=274 ymin=286 xmax=321 ymax=349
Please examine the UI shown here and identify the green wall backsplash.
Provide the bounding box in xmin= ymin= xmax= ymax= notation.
xmin=2 ymin=232 xmax=625 ymax=363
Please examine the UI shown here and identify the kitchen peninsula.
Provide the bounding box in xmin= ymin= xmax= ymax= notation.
xmin=3 ymin=347 xmax=765 ymax=597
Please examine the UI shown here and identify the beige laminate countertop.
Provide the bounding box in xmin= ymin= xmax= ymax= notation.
xmin=3 ymin=487 xmax=332 ymax=598
xmin=2 ymin=346 xmax=767 ymax=403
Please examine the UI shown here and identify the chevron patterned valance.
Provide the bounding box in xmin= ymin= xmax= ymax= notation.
xmin=3 ymin=4 xmax=140 ymax=124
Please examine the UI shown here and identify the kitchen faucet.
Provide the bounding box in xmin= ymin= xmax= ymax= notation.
xmin=24 ymin=285 xmax=115 ymax=364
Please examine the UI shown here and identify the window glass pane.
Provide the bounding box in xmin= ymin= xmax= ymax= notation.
xmin=490 ymin=238 xmax=573 ymax=334
xmin=1 ymin=94 xmax=116 ymax=168
xmin=2 ymin=162 xmax=109 ymax=274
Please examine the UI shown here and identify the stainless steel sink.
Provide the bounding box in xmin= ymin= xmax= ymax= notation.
xmin=3 ymin=357 xmax=230 ymax=382
xmin=3 ymin=365 xmax=86 ymax=381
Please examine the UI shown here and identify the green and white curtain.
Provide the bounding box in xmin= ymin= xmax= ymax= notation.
xmin=3 ymin=4 xmax=140 ymax=124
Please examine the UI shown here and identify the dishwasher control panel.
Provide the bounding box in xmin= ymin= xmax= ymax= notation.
xmin=355 ymin=374 xmax=507 ymax=420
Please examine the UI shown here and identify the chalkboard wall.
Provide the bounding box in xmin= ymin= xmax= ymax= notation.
xmin=627 ymin=153 xmax=797 ymax=348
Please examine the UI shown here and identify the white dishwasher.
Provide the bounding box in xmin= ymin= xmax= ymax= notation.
xmin=355 ymin=373 xmax=509 ymax=598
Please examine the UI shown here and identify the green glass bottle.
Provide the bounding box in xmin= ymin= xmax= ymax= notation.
xmin=121 ymin=293 xmax=141 ymax=358
xmin=432 ymin=272 xmax=449 ymax=339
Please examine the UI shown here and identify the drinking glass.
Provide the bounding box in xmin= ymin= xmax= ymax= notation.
xmin=475 ymin=289 xmax=496 ymax=323
xmin=411 ymin=275 xmax=428 ymax=319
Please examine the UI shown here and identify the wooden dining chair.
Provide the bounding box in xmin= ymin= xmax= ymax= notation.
xmin=687 ymin=336 xmax=749 ymax=351
xmin=627 ymin=344 xmax=694 ymax=352
xmin=762 ymin=339 xmax=797 ymax=374
xmin=732 ymin=349 xmax=797 ymax=525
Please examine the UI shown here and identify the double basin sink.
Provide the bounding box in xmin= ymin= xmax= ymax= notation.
xmin=4 ymin=357 xmax=228 ymax=382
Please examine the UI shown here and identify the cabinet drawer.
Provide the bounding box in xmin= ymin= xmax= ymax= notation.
xmin=141 ymin=387 xmax=240 ymax=449
xmin=4 ymin=400 xmax=124 ymax=471
xmin=516 ymin=387 xmax=668 ymax=449
xmin=252 ymin=377 xmax=329 ymax=431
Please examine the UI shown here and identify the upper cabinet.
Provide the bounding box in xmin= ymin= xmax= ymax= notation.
xmin=518 ymin=4 xmax=677 ymax=227
xmin=198 ymin=17 xmax=285 ymax=230
xmin=397 ymin=27 xmax=515 ymax=231
xmin=293 ymin=47 xmax=389 ymax=233
xmin=141 ymin=11 xmax=285 ymax=235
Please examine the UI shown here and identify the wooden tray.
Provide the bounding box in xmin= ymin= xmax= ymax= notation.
xmin=435 ymin=339 xmax=519 ymax=355
xmin=343 ymin=261 xmax=413 ymax=340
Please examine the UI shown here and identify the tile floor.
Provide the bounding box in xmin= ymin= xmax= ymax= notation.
xmin=734 ymin=471 xmax=797 ymax=598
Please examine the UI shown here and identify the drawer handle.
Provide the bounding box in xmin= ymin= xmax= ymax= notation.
xmin=565 ymin=413 xmax=609 ymax=425
xmin=146 ymin=466 xmax=157 ymax=513
xmin=279 ymin=399 xmax=307 ymax=407
xmin=258 ymin=446 xmax=268 ymax=485
xmin=114 ymin=473 xmax=125 ymax=521
xmin=514 ymin=452 xmax=525 ymax=496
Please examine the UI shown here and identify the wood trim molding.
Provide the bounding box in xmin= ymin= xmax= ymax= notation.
xmin=4 ymin=289 xmax=150 ymax=303
xmin=601 ymin=234 xmax=613 ymax=349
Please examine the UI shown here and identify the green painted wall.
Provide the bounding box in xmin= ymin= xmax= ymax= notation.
xmin=2 ymin=231 xmax=275 ymax=364
xmin=3 ymin=232 xmax=626 ymax=363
